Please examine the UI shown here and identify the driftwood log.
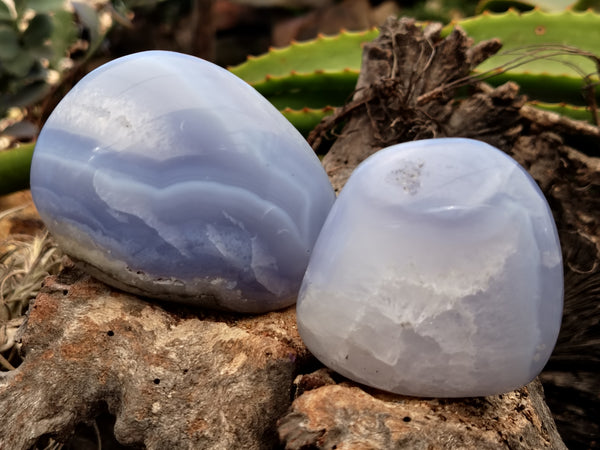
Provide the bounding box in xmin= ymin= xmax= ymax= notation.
xmin=1 ymin=265 xmax=308 ymax=449
xmin=1 ymin=16 xmax=598 ymax=449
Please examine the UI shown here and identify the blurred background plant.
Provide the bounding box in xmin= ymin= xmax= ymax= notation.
xmin=0 ymin=0 xmax=77 ymax=119
xmin=0 ymin=0 xmax=114 ymax=153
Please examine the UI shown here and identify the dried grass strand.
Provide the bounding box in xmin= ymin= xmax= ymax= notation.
xmin=0 ymin=229 xmax=62 ymax=370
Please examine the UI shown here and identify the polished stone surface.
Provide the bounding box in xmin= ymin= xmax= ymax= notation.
xmin=297 ymin=138 xmax=563 ymax=397
xmin=31 ymin=51 xmax=335 ymax=313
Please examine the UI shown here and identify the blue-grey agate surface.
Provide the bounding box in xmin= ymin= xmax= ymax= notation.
xmin=297 ymin=138 xmax=564 ymax=397
xmin=31 ymin=50 xmax=335 ymax=313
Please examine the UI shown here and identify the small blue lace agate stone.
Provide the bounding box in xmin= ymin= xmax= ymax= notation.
xmin=31 ymin=51 xmax=335 ymax=313
xmin=297 ymin=138 xmax=563 ymax=397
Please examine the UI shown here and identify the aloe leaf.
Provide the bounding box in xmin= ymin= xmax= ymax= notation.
xmin=447 ymin=10 xmax=600 ymax=104
xmin=230 ymin=30 xmax=377 ymax=132
xmin=0 ymin=143 xmax=35 ymax=196
xmin=256 ymin=70 xmax=359 ymax=110
xmin=229 ymin=29 xmax=378 ymax=84
xmin=488 ymin=71 xmax=595 ymax=104
xmin=281 ymin=107 xmax=334 ymax=137
xmin=530 ymin=101 xmax=596 ymax=121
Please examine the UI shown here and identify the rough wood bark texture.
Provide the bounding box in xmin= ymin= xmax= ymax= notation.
xmin=1 ymin=16 xmax=598 ymax=450
xmin=0 ymin=264 xmax=308 ymax=449
xmin=279 ymin=370 xmax=564 ymax=449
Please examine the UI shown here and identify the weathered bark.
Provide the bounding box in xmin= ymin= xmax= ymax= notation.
xmin=0 ymin=264 xmax=308 ymax=449
xmin=279 ymin=370 xmax=566 ymax=450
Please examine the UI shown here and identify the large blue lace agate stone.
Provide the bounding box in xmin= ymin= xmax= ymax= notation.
xmin=297 ymin=138 xmax=563 ymax=397
xmin=31 ymin=51 xmax=335 ymax=313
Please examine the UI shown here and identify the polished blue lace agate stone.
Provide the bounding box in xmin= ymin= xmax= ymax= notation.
xmin=31 ymin=51 xmax=335 ymax=313
xmin=297 ymin=138 xmax=563 ymax=397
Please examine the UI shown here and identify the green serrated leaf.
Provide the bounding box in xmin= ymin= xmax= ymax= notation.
xmin=230 ymin=29 xmax=378 ymax=131
xmin=265 ymin=92 xmax=335 ymax=111
xmin=229 ymin=29 xmax=378 ymax=84
xmin=531 ymin=100 xmax=596 ymax=122
xmin=281 ymin=107 xmax=334 ymax=137
xmin=487 ymin=71 xmax=596 ymax=104
xmin=254 ymin=70 xmax=359 ymax=97
xmin=256 ymin=70 xmax=359 ymax=109
xmin=447 ymin=10 xmax=600 ymax=104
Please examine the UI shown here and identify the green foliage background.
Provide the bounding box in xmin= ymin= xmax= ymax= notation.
xmin=0 ymin=0 xmax=77 ymax=115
